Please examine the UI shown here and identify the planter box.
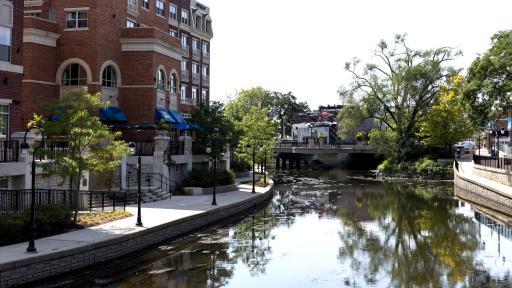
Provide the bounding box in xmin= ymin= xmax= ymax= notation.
xmin=183 ymin=184 xmax=238 ymax=196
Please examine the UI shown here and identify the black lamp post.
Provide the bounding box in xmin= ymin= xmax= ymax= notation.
xmin=207 ymin=128 xmax=219 ymax=205
xmin=246 ymin=144 xmax=256 ymax=193
xmin=20 ymin=126 xmax=45 ymax=253
xmin=260 ymin=144 xmax=267 ymax=186
xmin=129 ymin=129 xmax=150 ymax=227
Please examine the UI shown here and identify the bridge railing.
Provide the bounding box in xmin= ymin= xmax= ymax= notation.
xmin=276 ymin=142 xmax=374 ymax=151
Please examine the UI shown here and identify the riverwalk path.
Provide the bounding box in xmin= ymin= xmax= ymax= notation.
xmin=456 ymin=159 xmax=512 ymax=196
xmin=0 ymin=179 xmax=274 ymax=288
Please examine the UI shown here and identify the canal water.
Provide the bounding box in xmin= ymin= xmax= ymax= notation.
xmin=33 ymin=169 xmax=512 ymax=288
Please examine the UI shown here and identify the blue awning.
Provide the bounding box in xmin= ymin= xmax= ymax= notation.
xmin=155 ymin=108 xmax=174 ymax=123
xmin=174 ymin=123 xmax=195 ymax=131
xmin=100 ymin=107 xmax=128 ymax=123
xmin=168 ymin=110 xmax=187 ymax=124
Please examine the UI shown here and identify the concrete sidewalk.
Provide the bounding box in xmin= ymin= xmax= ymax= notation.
xmin=0 ymin=181 xmax=271 ymax=268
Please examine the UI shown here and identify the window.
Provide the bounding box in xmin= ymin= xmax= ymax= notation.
xmin=181 ymin=34 xmax=188 ymax=49
xmin=0 ymin=26 xmax=11 ymax=63
xmin=169 ymin=29 xmax=178 ymax=38
xmin=192 ymin=63 xmax=199 ymax=74
xmin=193 ymin=15 xmax=199 ymax=28
xmin=202 ymin=89 xmax=208 ymax=102
xmin=156 ymin=69 xmax=165 ymax=90
xmin=126 ymin=20 xmax=136 ymax=28
xmin=24 ymin=11 xmax=42 ymax=17
xmin=202 ymin=66 xmax=208 ymax=76
xmin=156 ymin=0 xmax=164 ymax=16
xmin=191 ymin=87 xmax=197 ymax=100
xmin=141 ymin=0 xmax=149 ymax=9
xmin=169 ymin=74 xmax=177 ymax=93
xmin=180 ymin=9 xmax=188 ymax=25
xmin=61 ymin=64 xmax=88 ymax=86
xmin=65 ymin=11 xmax=88 ymax=29
xmin=181 ymin=60 xmax=187 ymax=71
xmin=102 ymin=66 xmax=118 ymax=88
xmin=0 ymin=104 xmax=9 ymax=139
xmin=180 ymin=85 xmax=187 ymax=99
xmin=169 ymin=4 xmax=177 ymax=20
xmin=127 ymin=0 xmax=138 ymax=15
xmin=202 ymin=42 xmax=209 ymax=54
xmin=192 ymin=38 xmax=199 ymax=50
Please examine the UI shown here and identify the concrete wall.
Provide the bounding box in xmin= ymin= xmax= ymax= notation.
xmin=474 ymin=164 xmax=512 ymax=186
xmin=0 ymin=186 xmax=273 ymax=287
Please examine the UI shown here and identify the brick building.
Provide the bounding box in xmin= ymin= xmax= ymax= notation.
xmin=0 ymin=0 xmax=23 ymax=139
xmin=21 ymin=0 xmax=212 ymax=135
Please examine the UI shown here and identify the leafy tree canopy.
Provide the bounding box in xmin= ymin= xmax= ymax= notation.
xmin=464 ymin=30 xmax=512 ymax=126
xmin=340 ymin=34 xmax=460 ymax=161
xmin=419 ymin=75 xmax=476 ymax=150
xmin=33 ymin=89 xmax=129 ymax=222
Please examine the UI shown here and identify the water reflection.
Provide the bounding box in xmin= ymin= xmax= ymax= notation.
xmin=34 ymin=170 xmax=512 ymax=288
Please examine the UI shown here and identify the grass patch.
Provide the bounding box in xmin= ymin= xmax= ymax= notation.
xmin=77 ymin=211 xmax=132 ymax=228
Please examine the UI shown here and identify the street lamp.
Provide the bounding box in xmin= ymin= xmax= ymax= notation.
xmin=246 ymin=144 xmax=256 ymax=193
xmin=207 ymin=128 xmax=220 ymax=206
xmin=130 ymin=129 xmax=150 ymax=227
xmin=21 ymin=125 xmax=45 ymax=253
xmin=260 ymin=144 xmax=267 ymax=186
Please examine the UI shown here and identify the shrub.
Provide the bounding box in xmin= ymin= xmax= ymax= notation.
xmin=183 ymin=168 xmax=235 ymax=188
xmin=377 ymin=159 xmax=397 ymax=175
xmin=0 ymin=204 xmax=72 ymax=246
xmin=231 ymin=158 xmax=251 ymax=173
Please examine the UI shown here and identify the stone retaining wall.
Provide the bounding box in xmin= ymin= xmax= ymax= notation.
xmin=473 ymin=164 xmax=512 ymax=186
xmin=0 ymin=185 xmax=274 ymax=288
xmin=454 ymin=168 xmax=512 ymax=213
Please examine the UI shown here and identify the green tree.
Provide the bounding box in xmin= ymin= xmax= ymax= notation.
xmin=268 ymin=91 xmax=309 ymax=138
xmin=340 ymin=34 xmax=460 ymax=161
xmin=35 ymin=89 xmax=130 ymax=223
xmin=464 ymin=31 xmax=512 ymax=126
xmin=225 ymin=88 xmax=279 ymax=163
xmin=419 ymin=75 xmax=476 ymax=153
xmin=191 ymin=101 xmax=236 ymax=157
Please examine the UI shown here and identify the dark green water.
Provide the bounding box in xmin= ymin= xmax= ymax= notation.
xmin=33 ymin=170 xmax=512 ymax=287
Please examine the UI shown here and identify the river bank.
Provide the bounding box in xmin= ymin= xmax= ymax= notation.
xmin=0 ymin=180 xmax=274 ymax=288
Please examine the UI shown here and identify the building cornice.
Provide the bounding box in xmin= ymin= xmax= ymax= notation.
xmin=0 ymin=62 xmax=23 ymax=74
xmin=190 ymin=29 xmax=213 ymax=40
xmin=23 ymin=28 xmax=61 ymax=47
xmin=120 ymin=38 xmax=185 ymax=60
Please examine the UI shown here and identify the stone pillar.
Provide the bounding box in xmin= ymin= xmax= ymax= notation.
xmin=183 ymin=137 xmax=193 ymax=172
xmin=11 ymin=131 xmax=37 ymax=189
xmin=120 ymin=155 xmax=127 ymax=190
xmin=153 ymin=135 xmax=170 ymax=176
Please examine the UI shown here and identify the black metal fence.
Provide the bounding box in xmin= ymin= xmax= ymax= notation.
xmin=169 ymin=141 xmax=185 ymax=155
xmin=0 ymin=189 xmax=129 ymax=214
xmin=0 ymin=140 xmax=19 ymax=162
xmin=473 ymin=155 xmax=512 ymax=171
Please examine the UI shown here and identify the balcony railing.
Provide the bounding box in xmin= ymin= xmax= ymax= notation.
xmin=182 ymin=45 xmax=189 ymax=56
xmin=181 ymin=70 xmax=190 ymax=82
xmin=0 ymin=140 xmax=19 ymax=163
xmin=133 ymin=142 xmax=155 ymax=156
xmin=192 ymin=49 xmax=200 ymax=60
xmin=180 ymin=98 xmax=194 ymax=105
xmin=202 ymin=75 xmax=209 ymax=86
xmin=202 ymin=52 xmax=210 ymax=63
xmin=192 ymin=73 xmax=200 ymax=84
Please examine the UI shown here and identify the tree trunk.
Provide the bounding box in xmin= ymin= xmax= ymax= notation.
xmin=72 ymin=171 xmax=81 ymax=224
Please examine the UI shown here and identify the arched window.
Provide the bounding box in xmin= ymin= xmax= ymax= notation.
xmin=156 ymin=69 xmax=165 ymax=91
xmin=169 ymin=73 xmax=177 ymax=93
xmin=101 ymin=65 xmax=118 ymax=88
xmin=61 ymin=64 xmax=88 ymax=86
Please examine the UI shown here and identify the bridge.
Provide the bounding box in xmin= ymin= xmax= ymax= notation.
xmin=273 ymin=143 xmax=381 ymax=169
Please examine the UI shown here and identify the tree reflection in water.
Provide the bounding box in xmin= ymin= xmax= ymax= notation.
xmin=337 ymin=182 xmax=483 ymax=287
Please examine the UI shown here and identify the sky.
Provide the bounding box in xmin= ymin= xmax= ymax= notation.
xmin=201 ymin=0 xmax=512 ymax=110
